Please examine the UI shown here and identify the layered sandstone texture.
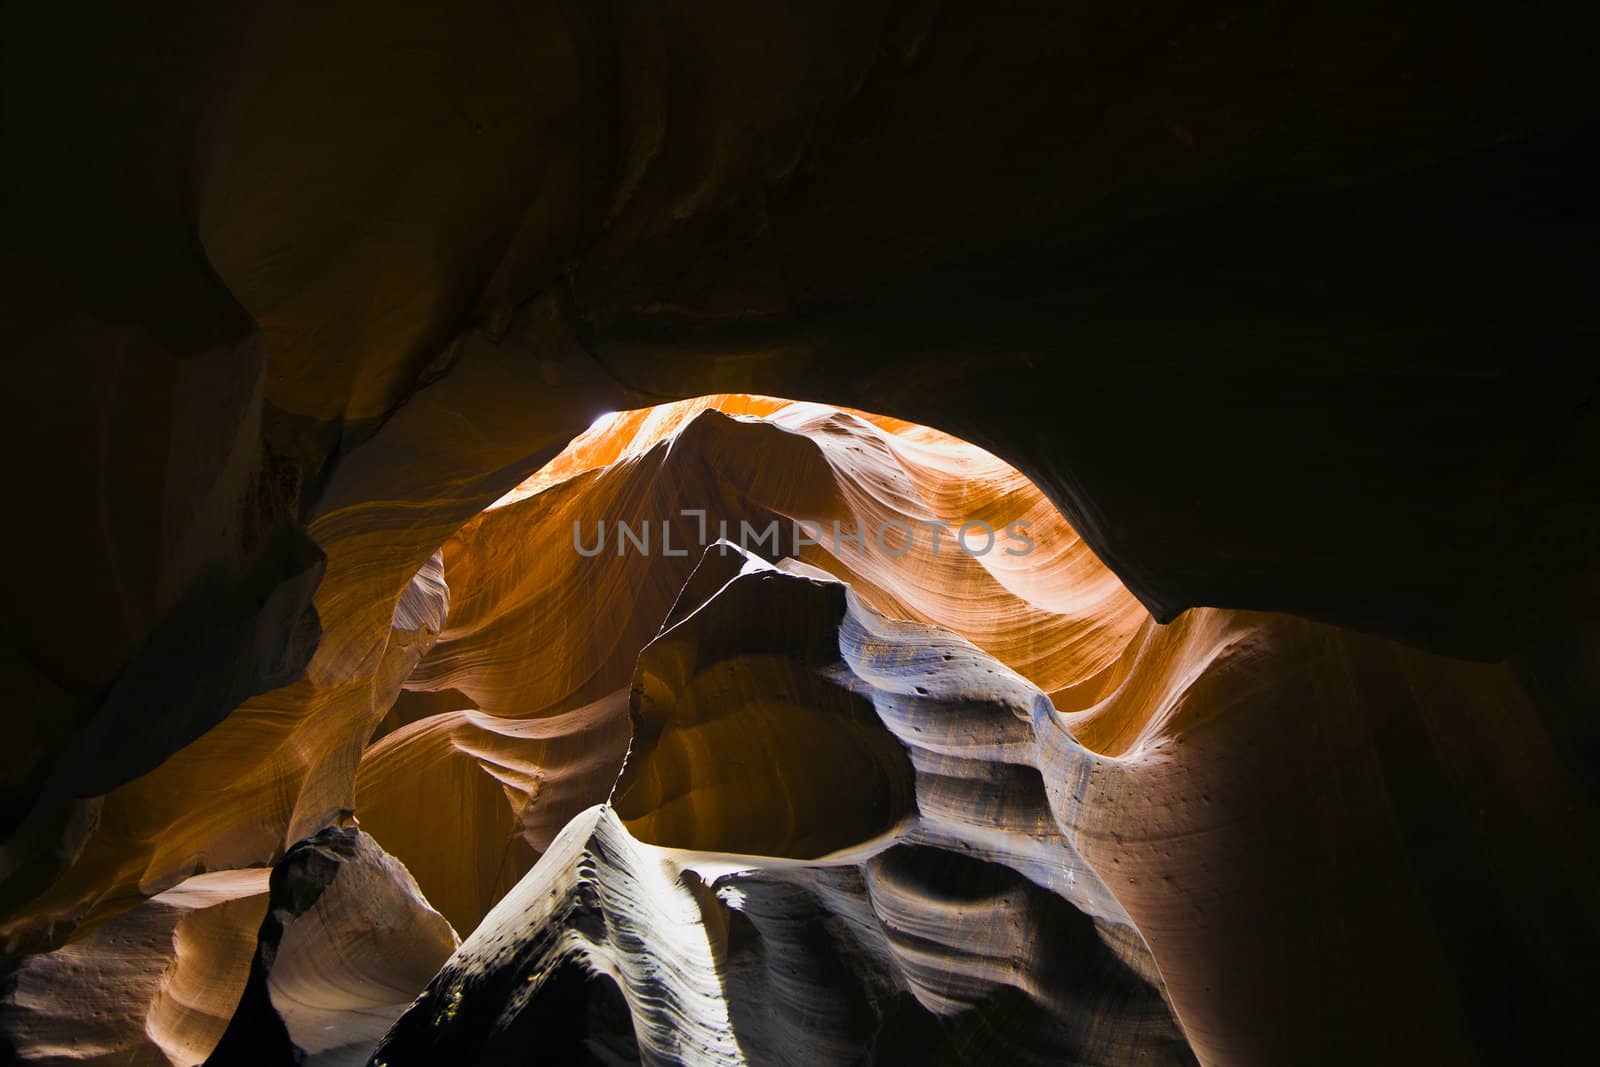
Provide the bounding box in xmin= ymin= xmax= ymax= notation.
xmin=3 ymin=3 xmax=1598 ymax=1065
xmin=4 ymin=397 xmax=1596 ymax=1064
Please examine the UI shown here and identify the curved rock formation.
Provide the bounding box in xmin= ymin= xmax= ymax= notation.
xmin=5 ymin=388 xmax=1599 ymax=1064
xmin=204 ymin=826 xmax=457 ymax=1067
xmin=1 ymin=551 xmax=450 ymax=956
xmin=1 ymin=868 xmax=268 ymax=1065
xmin=353 ymin=694 xmax=631 ymax=937
xmin=354 ymin=396 xmax=1143 ymax=932
xmin=614 ymin=557 xmax=920 ymax=860
xmin=375 ymin=535 xmax=1600 ymax=1065
xmin=412 ymin=397 xmax=1142 ymax=714
xmin=3 ymin=9 xmax=1598 ymax=1059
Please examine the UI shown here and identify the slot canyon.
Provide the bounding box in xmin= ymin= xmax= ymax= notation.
xmin=2 ymin=5 xmax=1596 ymax=1065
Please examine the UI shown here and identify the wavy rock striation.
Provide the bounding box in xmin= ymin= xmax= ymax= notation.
xmin=373 ymin=525 xmax=1600 ymax=1064
xmin=1 ymin=869 xmax=268 ymax=1065
xmin=374 ymin=553 xmax=1195 ymax=1065
xmin=3 ymin=6 xmax=1597 ymax=1061
xmin=345 ymin=398 xmax=1142 ymax=932
xmin=204 ymin=825 xmax=457 ymax=1067
xmin=1 ymin=552 xmax=450 ymax=955
xmin=3 ymin=395 xmax=1596 ymax=1066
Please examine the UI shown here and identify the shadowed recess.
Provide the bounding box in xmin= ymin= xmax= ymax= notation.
xmin=615 ymin=568 xmax=916 ymax=858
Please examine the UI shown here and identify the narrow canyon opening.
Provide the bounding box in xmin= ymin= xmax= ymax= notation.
xmin=6 ymin=380 xmax=1596 ymax=1067
xmin=368 ymin=394 xmax=1154 ymax=929
xmin=351 ymin=393 xmax=1200 ymax=1065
